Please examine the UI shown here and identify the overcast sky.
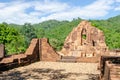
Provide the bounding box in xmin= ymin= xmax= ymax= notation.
xmin=0 ymin=0 xmax=120 ymax=24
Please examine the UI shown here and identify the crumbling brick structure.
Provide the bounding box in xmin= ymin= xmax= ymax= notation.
xmin=0 ymin=21 xmax=114 ymax=71
xmin=0 ymin=39 xmax=39 ymax=70
xmin=39 ymin=38 xmax=60 ymax=61
xmin=100 ymin=55 xmax=120 ymax=80
xmin=0 ymin=38 xmax=60 ymax=71
xmin=61 ymin=21 xmax=108 ymax=58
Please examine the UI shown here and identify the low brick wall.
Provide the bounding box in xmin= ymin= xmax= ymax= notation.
xmin=102 ymin=61 xmax=120 ymax=80
xmin=100 ymin=55 xmax=120 ymax=80
xmin=110 ymin=64 xmax=120 ymax=80
xmin=76 ymin=56 xmax=100 ymax=63
xmin=0 ymin=39 xmax=39 ymax=71
xmin=103 ymin=61 xmax=111 ymax=80
xmin=1 ymin=38 xmax=114 ymax=71
xmin=0 ymin=38 xmax=61 ymax=71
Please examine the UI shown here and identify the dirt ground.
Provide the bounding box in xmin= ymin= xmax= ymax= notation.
xmin=0 ymin=61 xmax=100 ymax=80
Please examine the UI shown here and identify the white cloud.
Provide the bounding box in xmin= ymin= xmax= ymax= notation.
xmin=0 ymin=0 xmax=70 ymax=24
xmin=34 ymin=1 xmax=69 ymax=13
xmin=114 ymin=0 xmax=120 ymax=11
xmin=0 ymin=0 xmax=119 ymax=24
xmin=115 ymin=7 xmax=120 ymax=10
xmin=116 ymin=0 xmax=120 ymax=2
xmin=30 ymin=12 xmax=42 ymax=16
xmin=0 ymin=1 xmax=31 ymax=24
xmin=0 ymin=3 xmax=6 ymax=8
xmin=39 ymin=0 xmax=115 ymax=21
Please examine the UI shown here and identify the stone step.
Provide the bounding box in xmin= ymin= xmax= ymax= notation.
xmin=57 ymin=56 xmax=77 ymax=63
xmin=61 ymin=56 xmax=76 ymax=59
xmin=58 ymin=58 xmax=76 ymax=63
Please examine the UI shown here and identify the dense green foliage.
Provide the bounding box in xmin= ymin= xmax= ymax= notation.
xmin=90 ymin=16 xmax=120 ymax=49
xmin=33 ymin=19 xmax=82 ymax=50
xmin=0 ymin=23 xmax=26 ymax=55
xmin=20 ymin=23 xmax=37 ymax=47
xmin=0 ymin=15 xmax=120 ymax=55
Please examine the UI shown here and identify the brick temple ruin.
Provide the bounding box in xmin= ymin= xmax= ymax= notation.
xmin=60 ymin=21 xmax=108 ymax=57
xmin=0 ymin=21 xmax=120 ymax=80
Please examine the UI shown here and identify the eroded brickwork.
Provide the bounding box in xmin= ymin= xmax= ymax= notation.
xmin=102 ymin=61 xmax=120 ymax=80
xmin=0 ymin=38 xmax=61 ymax=70
xmin=61 ymin=21 xmax=108 ymax=57
xmin=1 ymin=20 xmax=119 ymax=75
xmin=0 ymin=39 xmax=39 ymax=70
xmin=40 ymin=38 xmax=60 ymax=61
xmin=100 ymin=56 xmax=120 ymax=80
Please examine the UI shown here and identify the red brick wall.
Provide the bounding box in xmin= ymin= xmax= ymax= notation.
xmin=40 ymin=38 xmax=60 ymax=61
xmin=0 ymin=38 xmax=61 ymax=71
xmin=102 ymin=61 xmax=120 ymax=80
xmin=0 ymin=39 xmax=39 ymax=71
xmin=100 ymin=56 xmax=120 ymax=80
xmin=76 ymin=56 xmax=100 ymax=63
xmin=25 ymin=39 xmax=39 ymax=62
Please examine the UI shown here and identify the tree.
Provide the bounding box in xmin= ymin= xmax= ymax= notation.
xmin=0 ymin=24 xmax=18 ymax=44
xmin=21 ymin=23 xmax=37 ymax=47
xmin=35 ymin=28 xmax=45 ymax=38
xmin=0 ymin=23 xmax=26 ymax=55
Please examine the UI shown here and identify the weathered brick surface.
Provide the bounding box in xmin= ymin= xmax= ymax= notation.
xmin=76 ymin=56 xmax=100 ymax=63
xmin=103 ymin=61 xmax=111 ymax=80
xmin=40 ymin=38 xmax=60 ymax=61
xmin=25 ymin=39 xmax=39 ymax=62
xmin=100 ymin=55 xmax=120 ymax=80
xmin=0 ymin=44 xmax=5 ymax=59
xmin=0 ymin=39 xmax=39 ymax=71
xmin=60 ymin=21 xmax=108 ymax=59
xmin=110 ymin=65 xmax=120 ymax=80
xmin=0 ymin=38 xmax=61 ymax=71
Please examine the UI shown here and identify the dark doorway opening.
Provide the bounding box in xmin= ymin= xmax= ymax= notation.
xmin=92 ymin=40 xmax=96 ymax=46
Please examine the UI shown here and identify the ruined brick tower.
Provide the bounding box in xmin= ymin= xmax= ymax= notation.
xmin=60 ymin=21 xmax=108 ymax=57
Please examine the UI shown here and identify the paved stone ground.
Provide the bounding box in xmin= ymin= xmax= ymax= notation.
xmin=0 ymin=61 xmax=100 ymax=80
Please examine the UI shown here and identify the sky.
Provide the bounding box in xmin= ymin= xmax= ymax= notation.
xmin=0 ymin=0 xmax=120 ymax=24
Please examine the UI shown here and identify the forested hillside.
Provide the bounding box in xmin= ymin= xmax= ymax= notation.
xmin=0 ymin=15 xmax=120 ymax=55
